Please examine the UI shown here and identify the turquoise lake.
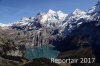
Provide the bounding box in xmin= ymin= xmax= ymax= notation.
xmin=24 ymin=45 xmax=59 ymax=60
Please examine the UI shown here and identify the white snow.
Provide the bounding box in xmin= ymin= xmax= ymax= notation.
xmin=88 ymin=0 xmax=100 ymax=13
xmin=48 ymin=9 xmax=56 ymax=15
xmin=70 ymin=9 xmax=92 ymax=21
xmin=15 ymin=17 xmax=33 ymax=26
xmin=40 ymin=9 xmax=68 ymax=27
xmin=0 ymin=0 xmax=100 ymax=32
xmin=57 ymin=11 xmax=68 ymax=21
xmin=88 ymin=6 xmax=96 ymax=13
xmin=73 ymin=9 xmax=86 ymax=15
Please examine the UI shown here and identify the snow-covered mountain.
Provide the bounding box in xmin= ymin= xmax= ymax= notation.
xmin=88 ymin=0 xmax=100 ymax=20
xmin=0 ymin=0 xmax=100 ymax=31
xmin=0 ymin=0 xmax=100 ymax=63
xmin=13 ymin=9 xmax=91 ymax=30
xmin=62 ymin=9 xmax=92 ymax=33
xmin=41 ymin=9 xmax=68 ymax=24
xmin=0 ymin=1 xmax=98 ymax=31
xmin=88 ymin=0 xmax=100 ymax=13
xmin=0 ymin=0 xmax=99 ymax=31
xmin=9 ymin=9 xmax=92 ymax=33
xmin=15 ymin=17 xmax=34 ymax=26
xmin=0 ymin=0 xmax=99 ymax=47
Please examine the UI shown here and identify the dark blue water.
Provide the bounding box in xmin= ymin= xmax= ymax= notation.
xmin=24 ymin=45 xmax=59 ymax=60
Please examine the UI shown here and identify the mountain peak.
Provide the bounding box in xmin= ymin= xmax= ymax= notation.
xmin=57 ymin=11 xmax=68 ymax=21
xmin=88 ymin=0 xmax=100 ymax=13
xmin=48 ymin=9 xmax=56 ymax=14
xmin=73 ymin=9 xmax=86 ymax=15
xmin=40 ymin=9 xmax=67 ymax=24
xmin=15 ymin=17 xmax=33 ymax=26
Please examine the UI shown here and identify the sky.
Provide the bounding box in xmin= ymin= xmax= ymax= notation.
xmin=0 ymin=0 xmax=97 ymax=23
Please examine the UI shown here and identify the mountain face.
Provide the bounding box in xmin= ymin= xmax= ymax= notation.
xmin=88 ymin=0 xmax=100 ymax=20
xmin=0 ymin=0 xmax=100 ymax=63
xmin=88 ymin=0 xmax=100 ymax=13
